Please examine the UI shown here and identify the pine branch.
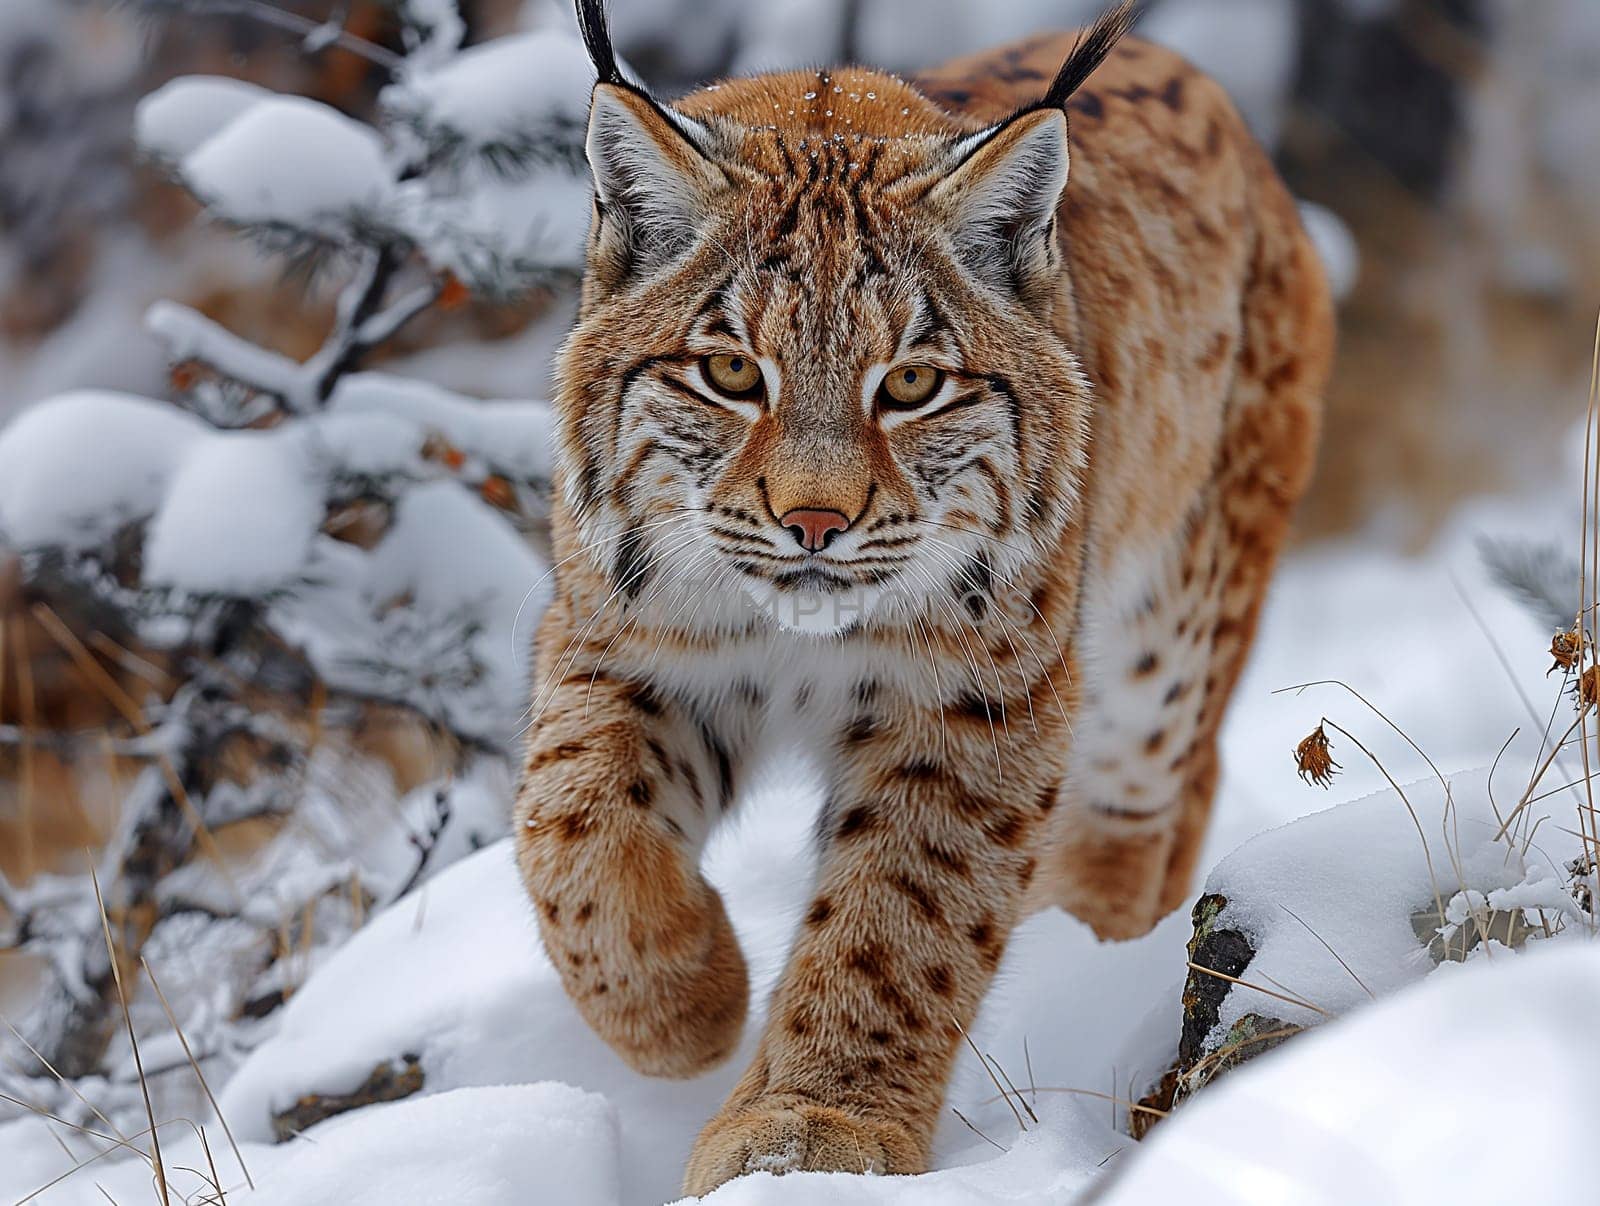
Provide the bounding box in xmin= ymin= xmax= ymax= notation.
xmin=147 ymin=247 xmax=441 ymax=413
xmin=1476 ymin=535 xmax=1581 ymax=634
xmin=146 ymin=299 xmax=304 ymax=404
xmin=305 ymin=245 xmax=442 ymax=402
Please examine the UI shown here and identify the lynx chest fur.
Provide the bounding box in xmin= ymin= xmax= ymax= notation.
xmin=515 ymin=3 xmax=1333 ymax=1194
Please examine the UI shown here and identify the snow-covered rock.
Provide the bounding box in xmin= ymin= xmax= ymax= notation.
xmin=1100 ymin=942 xmax=1600 ymax=1205
xmin=1201 ymin=766 xmax=1575 ymax=1041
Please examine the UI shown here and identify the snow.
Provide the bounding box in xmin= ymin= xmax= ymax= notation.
xmin=0 ymin=1083 xmax=620 ymax=1206
xmin=381 ymin=30 xmax=596 ymax=289
xmin=214 ymin=777 xmax=1169 ymax=1205
xmin=255 ymin=1083 xmax=620 ymax=1206
xmin=398 ymin=167 xmax=594 ymax=287
xmin=384 ymin=30 xmax=594 ymax=158
xmin=257 ymin=473 xmax=546 ymax=743
xmin=0 ymin=390 xmax=430 ymax=595
xmin=180 ymin=97 xmax=395 ymax=235
xmin=683 ymin=1102 xmax=1110 ymax=1205
xmin=0 ymin=390 xmax=208 ymax=551
xmin=1098 ymin=942 xmax=1600 ymax=1205
xmin=365 ymin=477 xmax=550 ymax=681
xmin=394 ymin=0 xmax=468 ymax=70
xmin=0 ymin=381 xmax=547 ymax=735
xmin=144 ymin=425 xmax=326 ymax=595
xmin=134 ymin=75 xmax=272 ymax=162
xmin=5 ymin=388 xmax=1593 ymax=1202
xmin=22 ymin=944 xmax=1596 ymax=1204
xmin=0 ymin=388 xmax=546 ymax=736
xmin=216 ymin=838 xmax=744 ymax=1205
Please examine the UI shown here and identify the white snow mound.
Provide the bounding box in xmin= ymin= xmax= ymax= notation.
xmin=253 ymin=1083 xmax=620 ymax=1206
xmin=181 ymin=96 xmax=394 ymax=233
xmin=1100 ymin=942 xmax=1600 ymax=1205
xmin=135 ymin=75 xmax=273 ymax=161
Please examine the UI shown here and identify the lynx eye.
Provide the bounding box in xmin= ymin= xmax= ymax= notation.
xmin=879 ymin=364 xmax=943 ymax=410
xmin=703 ymin=353 xmax=763 ymax=398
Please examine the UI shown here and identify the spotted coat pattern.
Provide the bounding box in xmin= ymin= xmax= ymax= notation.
xmin=513 ymin=25 xmax=1332 ymax=1197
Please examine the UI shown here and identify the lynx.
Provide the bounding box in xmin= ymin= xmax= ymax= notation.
xmin=514 ymin=1 xmax=1333 ymax=1193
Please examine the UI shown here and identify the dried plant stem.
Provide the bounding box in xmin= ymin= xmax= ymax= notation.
xmin=1183 ymin=1024 xmax=1307 ymax=1083
xmin=1185 ymin=961 xmax=1331 ymax=1018
xmin=12 ymin=616 xmax=38 ymax=883
xmin=1577 ymin=309 xmax=1600 ymax=930
xmin=1496 ymin=712 xmax=1587 ymax=840
xmin=141 ymin=957 xmax=255 ymax=1189
xmin=978 ymin=1084 xmax=1169 ymax=1119
xmin=1316 ymin=715 xmax=1449 ymax=933
xmin=1274 ymin=679 xmax=1453 ymax=801
xmin=31 ymin=604 xmax=240 ymax=905
xmin=952 ymin=1016 xmax=1027 ymax=1132
xmin=0 ymin=1013 xmax=129 ymax=1142
xmin=950 ymin=1107 xmax=1006 ymax=1152
xmin=992 ymin=1055 xmax=1039 ymax=1125
xmin=88 ymin=866 xmax=169 ymax=1205
xmin=0 ymin=1094 xmax=180 ymax=1205
xmin=1276 ymin=905 xmax=1375 ymax=1000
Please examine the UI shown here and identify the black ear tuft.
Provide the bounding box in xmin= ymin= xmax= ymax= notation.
xmin=1040 ymin=0 xmax=1139 ymax=109
xmin=575 ymin=0 xmax=624 ymax=87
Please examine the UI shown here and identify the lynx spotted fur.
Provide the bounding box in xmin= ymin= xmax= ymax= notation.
xmin=514 ymin=2 xmax=1333 ymax=1193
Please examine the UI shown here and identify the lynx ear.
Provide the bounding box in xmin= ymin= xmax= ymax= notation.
xmin=586 ymin=84 xmax=726 ymax=284
xmin=929 ymin=108 xmax=1070 ymax=302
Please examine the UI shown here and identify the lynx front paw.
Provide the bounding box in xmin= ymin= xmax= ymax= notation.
xmin=681 ymin=1100 xmax=920 ymax=1197
xmin=576 ymin=887 xmax=749 ymax=1080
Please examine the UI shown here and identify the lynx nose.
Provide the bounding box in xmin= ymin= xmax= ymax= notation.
xmin=780 ymin=508 xmax=850 ymax=553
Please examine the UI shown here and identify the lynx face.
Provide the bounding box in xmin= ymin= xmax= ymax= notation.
xmin=555 ymin=83 xmax=1091 ymax=634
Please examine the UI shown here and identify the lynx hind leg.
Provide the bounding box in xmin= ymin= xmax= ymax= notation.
xmin=1048 ymin=248 xmax=1326 ymax=940
xmin=1043 ymin=510 xmax=1227 ymax=940
xmin=1152 ymin=266 xmax=1328 ymax=916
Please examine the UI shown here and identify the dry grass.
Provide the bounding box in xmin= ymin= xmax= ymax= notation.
xmin=3 ymin=866 xmax=255 ymax=1205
